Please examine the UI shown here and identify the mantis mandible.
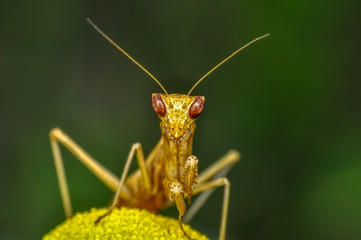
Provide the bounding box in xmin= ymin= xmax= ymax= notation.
xmin=49 ymin=18 xmax=269 ymax=240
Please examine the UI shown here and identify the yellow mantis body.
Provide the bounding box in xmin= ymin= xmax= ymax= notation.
xmin=49 ymin=18 xmax=268 ymax=240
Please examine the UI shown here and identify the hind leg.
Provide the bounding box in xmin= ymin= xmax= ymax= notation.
xmin=49 ymin=128 xmax=124 ymax=218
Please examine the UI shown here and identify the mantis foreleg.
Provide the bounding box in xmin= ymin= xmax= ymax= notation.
xmin=184 ymin=149 xmax=240 ymax=223
xmin=185 ymin=150 xmax=240 ymax=240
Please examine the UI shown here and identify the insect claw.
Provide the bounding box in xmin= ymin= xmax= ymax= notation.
xmin=94 ymin=209 xmax=113 ymax=225
xmin=178 ymin=214 xmax=194 ymax=240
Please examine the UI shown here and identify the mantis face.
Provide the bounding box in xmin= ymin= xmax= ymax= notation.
xmin=152 ymin=93 xmax=205 ymax=140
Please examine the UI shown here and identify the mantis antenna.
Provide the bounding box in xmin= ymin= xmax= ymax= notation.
xmin=187 ymin=33 xmax=270 ymax=96
xmin=87 ymin=18 xmax=169 ymax=95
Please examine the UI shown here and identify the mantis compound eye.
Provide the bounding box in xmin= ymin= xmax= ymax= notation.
xmin=189 ymin=96 xmax=205 ymax=119
xmin=152 ymin=93 xmax=167 ymax=117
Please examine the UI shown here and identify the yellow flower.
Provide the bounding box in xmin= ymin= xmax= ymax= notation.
xmin=43 ymin=207 xmax=209 ymax=240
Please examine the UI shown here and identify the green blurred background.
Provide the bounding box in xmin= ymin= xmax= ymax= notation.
xmin=1 ymin=0 xmax=361 ymax=239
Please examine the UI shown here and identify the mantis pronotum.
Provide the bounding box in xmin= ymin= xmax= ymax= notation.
xmin=49 ymin=18 xmax=269 ymax=240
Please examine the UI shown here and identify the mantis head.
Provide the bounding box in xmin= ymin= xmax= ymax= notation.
xmin=152 ymin=94 xmax=205 ymax=140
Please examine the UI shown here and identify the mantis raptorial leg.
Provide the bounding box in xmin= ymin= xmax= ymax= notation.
xmin=49 ymin=127 xmax=151 ymax=218
xmin=183 ymin=150 xmax=241 ymax=223
xmin=160 ymin=150 xmax=240 ymax=240
xmin=174 ymin=150 xmax=240 ymax=240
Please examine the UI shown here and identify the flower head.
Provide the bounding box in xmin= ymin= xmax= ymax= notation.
xmin=43 ymin=207 xmax=209 ymax=240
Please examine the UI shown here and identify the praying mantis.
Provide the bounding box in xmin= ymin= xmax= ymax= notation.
xmin=49 ymin=18 xmax=269 ymax=240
